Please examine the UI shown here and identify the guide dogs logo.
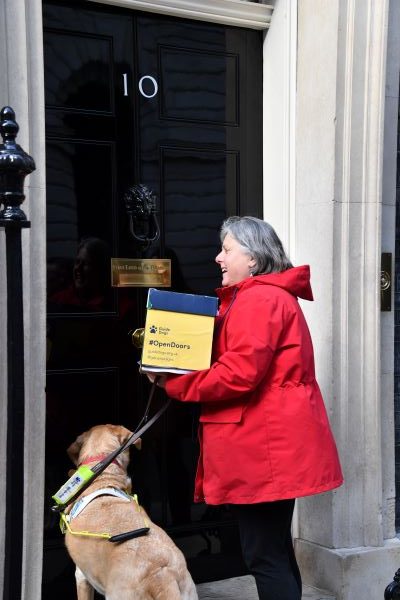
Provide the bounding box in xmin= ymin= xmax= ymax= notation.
xmin=149 ymin=325 xmax=157 ymax=334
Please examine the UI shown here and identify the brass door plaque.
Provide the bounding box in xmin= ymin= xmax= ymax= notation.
xmin=111 ymin=258 xmax=171 ymax=288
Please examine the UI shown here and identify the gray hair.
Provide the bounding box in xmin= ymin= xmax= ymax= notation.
xmin=220 ymin=216 xmax=293 ymax=274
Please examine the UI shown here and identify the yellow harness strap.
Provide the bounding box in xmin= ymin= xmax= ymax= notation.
xmin=60 ymin=512 xmax=111 ymax=539
xmin=59 ymin=493 xmax=149 ymax=539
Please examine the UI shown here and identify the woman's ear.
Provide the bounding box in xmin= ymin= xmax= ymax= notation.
xmin=249 ymin=256 xmax=257 ymax=270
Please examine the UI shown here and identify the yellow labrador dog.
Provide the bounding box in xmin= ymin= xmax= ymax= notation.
xmin=64 ymin=424 xmax=198 ymax=600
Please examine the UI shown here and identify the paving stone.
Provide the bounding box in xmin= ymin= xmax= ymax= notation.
xmin=302 ymin=583 xmax=336 ymax=599
xmin=196 ymin=575 xmax=335 ymax=599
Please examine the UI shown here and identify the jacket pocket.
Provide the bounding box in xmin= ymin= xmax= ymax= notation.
xmin=199 ymin=402 xmax=243 ymax=423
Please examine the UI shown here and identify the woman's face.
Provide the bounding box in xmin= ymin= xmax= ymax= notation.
xmin=73 ymin=247 xmax=100 ymax=296
xmin=215 ymin=233 xmax=255 ymax=287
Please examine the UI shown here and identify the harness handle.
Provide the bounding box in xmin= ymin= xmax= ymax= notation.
xmin=109 ymin=527 xmax=150 ymax=543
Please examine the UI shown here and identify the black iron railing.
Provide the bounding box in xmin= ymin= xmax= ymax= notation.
xmin=385 ymin=569 xmax=400 ymax=599
xmin=0 ymin=105 xmax=35 ymax=600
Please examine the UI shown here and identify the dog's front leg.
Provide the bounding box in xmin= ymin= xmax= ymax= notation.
xmin=75 ymin=566 xmax=94 ymax=600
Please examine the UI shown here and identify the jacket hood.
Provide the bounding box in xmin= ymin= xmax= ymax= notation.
xmin=217 ymin=265 xmax=314 ymax=301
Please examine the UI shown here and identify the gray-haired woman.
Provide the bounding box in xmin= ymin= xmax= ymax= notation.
xmin=147 ymin=216 xmax=343 ymax=600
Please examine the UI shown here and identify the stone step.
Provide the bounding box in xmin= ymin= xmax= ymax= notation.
xmin=196 ymin=575 xmax=335 ymax=600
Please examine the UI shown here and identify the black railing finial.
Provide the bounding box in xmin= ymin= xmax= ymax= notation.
xmin=0 ymin=105 xmax=35 ymax=223
xmin=385 ymin=569 xmax=400 ymax=599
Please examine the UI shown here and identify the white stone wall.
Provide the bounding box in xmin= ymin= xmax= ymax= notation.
xmin=381 ymin=0 xmax=400 ymax=542
xmin=294 ymin=0 xmax=400 ymax=597
xmin=262 ymin=0 xmax=297 ymax=255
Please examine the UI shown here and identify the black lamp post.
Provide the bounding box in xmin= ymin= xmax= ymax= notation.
xmin=0 ymin=106 xmax=35 ymax=600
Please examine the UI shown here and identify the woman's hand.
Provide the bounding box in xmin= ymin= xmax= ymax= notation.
xmin=142 ymin=370 xmax=167 ymax=388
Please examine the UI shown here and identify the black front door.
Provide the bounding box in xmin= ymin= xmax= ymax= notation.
xmin=43 ymin=1 xmax=262 ymax=596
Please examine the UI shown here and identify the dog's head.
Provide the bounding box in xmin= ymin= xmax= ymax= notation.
xmin=67 ymin=424 xmax=141 ymax=475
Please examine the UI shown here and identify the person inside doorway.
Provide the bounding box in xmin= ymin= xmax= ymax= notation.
xmin=48 ymin=237 xmax=112 ymax=311
xmin=144 ymin=216 xmax=343 ymax=600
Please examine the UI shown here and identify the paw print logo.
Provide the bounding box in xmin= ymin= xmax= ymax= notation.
xmin=149 ymin=325 xmax=157 ymax=334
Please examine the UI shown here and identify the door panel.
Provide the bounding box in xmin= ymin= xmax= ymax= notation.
xmin=46 ymin=140 xmax=116 ymax=271
xmin=43 ymin=1 xmax=262 ymax=596
xmin=159 ymin=46 xmax=239 ymax=125
xmin=161 ymin=147 xmax=237 ymax=294
xmin=44 ymin=30 xmax=114 ymax=112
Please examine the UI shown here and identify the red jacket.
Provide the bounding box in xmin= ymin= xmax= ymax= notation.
xmin=165 ymin=266 xmax=343 ymax=504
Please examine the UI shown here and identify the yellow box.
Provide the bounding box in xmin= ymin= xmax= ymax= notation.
xmin=141 ymin=289 xmax=218 ymax=374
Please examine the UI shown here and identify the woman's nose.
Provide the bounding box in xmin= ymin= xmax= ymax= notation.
xmin=215 ymin=251 xmax=222 ymax=264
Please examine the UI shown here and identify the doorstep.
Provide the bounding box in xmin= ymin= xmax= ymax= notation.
xmin=196 ymin=575 xmax=335 ymax=599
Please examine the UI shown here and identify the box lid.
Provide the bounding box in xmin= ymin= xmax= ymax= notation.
xmin=147 ymin=288 xmax=218 ymax=317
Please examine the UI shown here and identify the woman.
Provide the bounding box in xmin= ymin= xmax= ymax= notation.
xmin=146 ymin=216 xmax=343 ymax=600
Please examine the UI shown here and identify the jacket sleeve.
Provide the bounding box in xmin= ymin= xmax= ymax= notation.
xmin=164 ymin=290 xmax=289 ymax=403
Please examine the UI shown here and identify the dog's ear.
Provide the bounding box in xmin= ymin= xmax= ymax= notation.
xmin=67 ymin=432 xmax=86 ymax=466
xmin=117 ymin=426 xmax=141 ymax=451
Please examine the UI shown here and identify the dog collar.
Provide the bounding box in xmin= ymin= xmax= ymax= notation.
xmin=79 ymin=454 xmax=122 ymax=468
